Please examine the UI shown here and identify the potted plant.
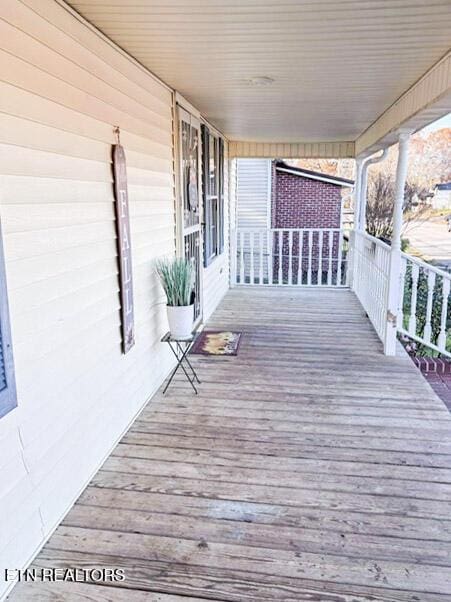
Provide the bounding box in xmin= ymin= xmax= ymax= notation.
xmin=156 ymin=257 xmax=195 ymax=339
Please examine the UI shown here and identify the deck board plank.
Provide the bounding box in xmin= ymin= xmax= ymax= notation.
xmin=9 ymin=288 xmax=451 ymax=601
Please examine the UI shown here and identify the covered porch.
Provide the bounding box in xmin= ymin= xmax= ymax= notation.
xmin=1 ymin=1 xmax=451 ymax=599
xmin=10 ymin=287 xmax=451 ymax=601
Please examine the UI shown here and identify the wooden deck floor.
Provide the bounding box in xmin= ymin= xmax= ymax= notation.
xmin=10 ymin=288 xmax=451 ymax=601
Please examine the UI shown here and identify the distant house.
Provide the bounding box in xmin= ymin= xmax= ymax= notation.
xmin=432 ymin=182 xmax=451 ymax=209
xmin=272 ymin=161 xmax=354 ymax=230
xmin=235 ymin=159 xmax=354 ymax=283
xmin=236 ymin=159 xmax=354 ymax=230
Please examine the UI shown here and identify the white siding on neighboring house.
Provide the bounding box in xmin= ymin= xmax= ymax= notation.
xmin=234 ymin=159 xmax=271 ymax=285
xmin=432 ymin=188 xmax=451 ymax=210
xmin=236 ymin=159 xmax=271 ymax=230
xmin=0 ymin=0 xmax=228 ymax=597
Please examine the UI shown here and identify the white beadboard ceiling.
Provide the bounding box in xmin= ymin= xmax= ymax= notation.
xmin=68 ymin=0 xmax=451 ymax=143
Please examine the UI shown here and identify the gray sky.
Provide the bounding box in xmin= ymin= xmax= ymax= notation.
xmin=420 ymin=113 xmax=451 ymax=135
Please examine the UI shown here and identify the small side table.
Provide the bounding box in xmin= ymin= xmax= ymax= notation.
xmin=161 ymin=332 xmax=201 ymax=394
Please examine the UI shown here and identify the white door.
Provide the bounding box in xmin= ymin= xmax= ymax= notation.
xmin=177 ymin=106 xmax=203 ymax=325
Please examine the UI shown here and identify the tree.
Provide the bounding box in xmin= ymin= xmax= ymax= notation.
xmin=365 ymin=172 xmax=431 ymax=244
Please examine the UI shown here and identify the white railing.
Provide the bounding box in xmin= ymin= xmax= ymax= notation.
xmin=232 ymin=228 xmax=349 ymax=287
xmin=232 ymin=227 xmax=450 ymax=357
xmin=398 ymin=253 xmax=451 ymax=357
xmin=351 ymin=231 xmax=451 ymax=358
xmin=351 ymin=231 xmax=391 ymax=342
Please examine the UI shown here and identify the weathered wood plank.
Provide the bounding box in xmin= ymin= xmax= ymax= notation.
xmin=91 ymin=470 xmax=451 ymax=521
xmin=137 ymin=412 xmax=451 ymax=442
xmin=78 ymin=487 xmax=451 ymax=543
xmin=121 ymin=431 xmax=451 ymax=468
xmin=112 ymin=442 xmax=451 ymax=483
xmin=9 ymin=581 xmax=205 ymax=602
xmin=31 ymin=548 xmax=451 ymax=602
xmin=132 ymin=419 xmax=451 ymax=454
xmin=9 ymin=288 xmax=451 ymax=601
xmin=63 ymin=504 xmax=451 ymax=566
xmin=43 ymin=526 xmax=451 ymax=594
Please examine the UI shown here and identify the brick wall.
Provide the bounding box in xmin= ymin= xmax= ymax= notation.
xmin=273 ymin=170 xmax=342 ymax=229
xmin=272 ymin=168 xmax=343 ymax=284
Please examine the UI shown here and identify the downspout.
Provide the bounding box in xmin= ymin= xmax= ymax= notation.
xmin=350 ymin=149 xmax=388 ymax=290
xmin=358 ymin=148 xmax=388 ymax=231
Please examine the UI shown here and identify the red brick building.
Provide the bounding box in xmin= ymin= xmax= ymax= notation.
xmin=272 ymin=160 xmax=353 ymax=230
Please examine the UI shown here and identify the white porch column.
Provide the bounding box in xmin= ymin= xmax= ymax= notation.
xmin=229 ymin=158 xmax=238 ymax=287
xmin=384 ymin=131 xmax=411 ymax=355
xmin=352 ymin=158 xmax=364 ymax=231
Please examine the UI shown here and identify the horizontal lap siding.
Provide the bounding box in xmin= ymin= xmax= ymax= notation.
xmin=236 ymin=159 xmax=271 ymax=230
xmin=0 ymin=1 xmax=176 ymax=596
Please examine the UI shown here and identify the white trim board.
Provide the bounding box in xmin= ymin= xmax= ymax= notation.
xmin=276 ymin=167 xmax=354 ymax=188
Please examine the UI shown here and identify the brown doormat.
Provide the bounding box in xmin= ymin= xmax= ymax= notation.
xmin=190 ymin=330 xmax=242 ymax=356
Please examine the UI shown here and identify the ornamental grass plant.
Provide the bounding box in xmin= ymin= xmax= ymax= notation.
xmin=156 ymin=257 xmax=195 ymax=307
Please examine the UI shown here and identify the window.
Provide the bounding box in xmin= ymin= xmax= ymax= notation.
xmin=201 ymin=125 xmax=225 ymax=266
xmin=0 ymin=221 xmax=16 ymax=419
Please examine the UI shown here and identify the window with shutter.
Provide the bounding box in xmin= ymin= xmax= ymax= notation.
xmin=0 ymin=222 xmax=17 ymax=419
xmin=201 ymin=125 xmax=225 ymax=267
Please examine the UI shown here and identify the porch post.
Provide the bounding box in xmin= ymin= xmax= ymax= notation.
xmin=384 ymin=131 xmax=411 ymax=355
xmin=353 ymin=158 xmax=364 ymax=231
xmin=229 ymin=158 xmax=238 ymax=287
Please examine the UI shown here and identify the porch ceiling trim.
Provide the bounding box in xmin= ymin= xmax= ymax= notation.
xmin=356 ymin=50 xmax=451 ymax=157
xmin=229 ymin=141 xmax=355 ymax=159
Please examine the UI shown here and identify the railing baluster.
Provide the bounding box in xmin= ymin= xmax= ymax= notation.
xmin=297 ymin=230 xmax=303 ymax=285
xmin=288 ymin=230 xmax=293 ymax=285
xmin=336 ymin=230 xmax=343 ymax=286
xmin=438 ymin=277 xmax=450 ymax=351
xmin=267 ymin=230 xmax=273 ymax=285
xmin=318 ymin=230 xmax=323 ymax=286
xmin=307 ymin=230 xmax=313 ymax=285
xmin=397 ymin=255 xmax=407 ymax=330
xmin=278 ymin=230 xmax=283 ymax=284
xmin=423 ymin=270 xmax=436 ymax=343
xmin=239 ymin=230 xmax=245 ymax=284
xmin=231 ymin=229 xmax=237 ymax=286
xmin=259 ymin=231 xmax=264 ymax=285
xmin=408 ymin=263 xmax=419 ymax=336
xmin=249 ymin=231 xmax=255 ymax=284
xmin=327 ymin=230 xmax=333 ymax=285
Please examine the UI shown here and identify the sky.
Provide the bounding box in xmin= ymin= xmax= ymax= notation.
xmin=420 ymin=113 xmax=451 ymax=135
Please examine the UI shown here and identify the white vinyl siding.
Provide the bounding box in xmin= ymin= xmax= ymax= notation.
xmin=236 ymin=159 xmax=271 ymax=230
xmin=0 ymin=1 xmax=224 ymax=597
xmin=230 ymin=141 xmax=355 ymax=159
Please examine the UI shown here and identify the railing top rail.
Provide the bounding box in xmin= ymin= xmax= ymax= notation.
xmin=354 ymin=230 xmax=391 ymax=251
xmin=401 ymin=251 xmax=451 ymax=281
xmin=271 ymin=227 xmax=343 ymax=233
xmin=235 ymin=227 xmax=344 ymax=233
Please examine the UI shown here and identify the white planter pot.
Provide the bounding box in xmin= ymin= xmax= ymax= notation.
xmin=167 ymin=304 xmax=194 ymax=339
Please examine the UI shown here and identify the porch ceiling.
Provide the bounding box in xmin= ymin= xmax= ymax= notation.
xmin=67 ymin=0 xmax=451 ymax=147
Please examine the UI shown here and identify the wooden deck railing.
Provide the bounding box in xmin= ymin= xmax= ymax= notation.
xmin=232 ymin=228 xmax=349 ymax=287
xmin=351 ymin=230 xmax=391 ymax=343
xmin=399 ymin=252 xmax=451 ymax=357
xmin=232 ymin=227 xmax=450 ymax=358
xmin=351 ymin=230 xmax=451 ymax=358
